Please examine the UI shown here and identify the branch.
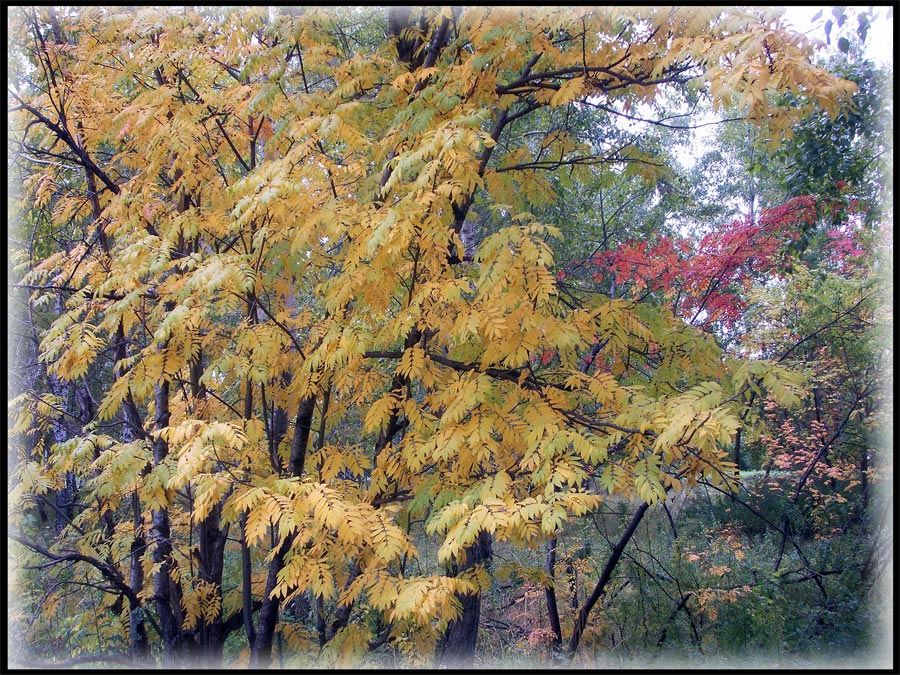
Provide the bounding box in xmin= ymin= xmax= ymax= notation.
xmin=376 ymin=14 xmax=453 ymax=198
xmin=248 ymin=291 xmax=307 ymax=360
xmin=496 ymin=63 xmax=695 ymax=96
xmin=215 ymin=116 xmax=250 ymax=172
xmin=695 ymin=478 xmax=826 ymax=585
xmin=8 ymin=89 xmax=123 ymax=199
xmin=773 ymin=389 xmax=867 ymax=572
xmin=12 ymin=283 xmax=159 ymax=302
xmin=566 ymin=500 xmax=651 ymax=657
xmin=496 ymin=152 xmax=663 ymax=173
xmin=776 ymin=292 xmax=878 ymax=364
xmin=9 ymin=533 xmax=141 ymax=608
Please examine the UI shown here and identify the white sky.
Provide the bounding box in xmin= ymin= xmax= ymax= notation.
xmin=780 ymin=5 xmax=894 ymax=66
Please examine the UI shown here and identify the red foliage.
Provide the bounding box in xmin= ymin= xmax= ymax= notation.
xmin=582 ymin=196 xmax=819 ymax=330
xmin=757 ymin=392 xmax=860 ymax=530
xmin=824 ymin=228 xmax=866 ymax=273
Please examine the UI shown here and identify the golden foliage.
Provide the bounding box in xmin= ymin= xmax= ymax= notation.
xmin=7 ymin=4 xmax=853 ymax=661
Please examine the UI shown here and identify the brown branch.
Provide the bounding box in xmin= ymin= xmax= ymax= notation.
xmin=249 ymin=291 xmax=307 ymax=360
xmin=565 ymin=500 xmax=651 ymax=657
xmin=12 ymin=283 xmax=159 ymax=302
xmin=545 ymin=536 xmax=563 ymax=652
xmin=215 ymin=117 xmax=250 ymax=172
xmin=496 ymin=63 xmax=694 ymax=96
xmin=773 ymin=389 xmax=867 ymax=572
xmin=8 ymin=89 xmax=124 ymax=200
xmin=9 ymin=533 xmax=145 ymax=613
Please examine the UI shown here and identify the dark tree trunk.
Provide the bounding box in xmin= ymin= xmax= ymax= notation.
xmin=250 ymin=394 xmax=316 ymax=668
xmin=328 ymin=563 xmax=361 ymax=640
xmin=187 ymin=348 xmax=230 ymax=665
xmin=194 ymin=504 xmax=229 ymax=665
xmin=150 ymin=350 xmax=183 ymax=664
xmin=858 ymin=399 xmax=872 ymax=529
xmin=387 ymin=6 xmax=427 ymax=70
xmin=316 ymin=595 xmax=327 ymax=648
xmin=434 ymin=530 xmax=492 ymax=667
xmin=270 ymin=403 xmax=289 ymax=471
xmin=544 ymin=537 xmax=563 ymax=653
xmin=128 ymin=490 xmax=150 ymax=660
xmin=250 ymin=536 xmax=291 ymax=669
xmin=239 ymin=511 xmax=257 ymax=648
xmin=116 ymin=324 xmax=150 ymax=659
xmin=54 ymin=470 xmax=77 ymax=534
xmin=48 ymin=295 xmax=76 ymax=535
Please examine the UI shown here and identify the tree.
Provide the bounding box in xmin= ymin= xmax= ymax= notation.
xmin=8 ymin=6 xmax=859 ymax=668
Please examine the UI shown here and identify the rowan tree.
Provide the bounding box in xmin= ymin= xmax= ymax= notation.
xmin=7 ymin=5 xmax=863 ymax=668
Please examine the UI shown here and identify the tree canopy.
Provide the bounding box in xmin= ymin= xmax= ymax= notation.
xmin=7 ymin=6 xmax=891 ymax=669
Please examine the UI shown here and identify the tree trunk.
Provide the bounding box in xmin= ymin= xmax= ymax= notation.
xmin=239 ymin=511 xmax=257 ymax=648
xmin=544 ymin=537 xmax=563 ymax=654
xmin=434 ymin=530 xmax=492 ymax=667
xmin=128 ymin=490 xmax=149 ymax=660
xmin=388 ymin=7 xmax=427 ymax=70
xmin=187 ymin=348 xmax=229 ymax=665
xmin=250 ymin=394 xmax=317 ymax=668
xmin=194 ymin=504 xmax=229 ymax=665
xmin=858 ymin=399 xmax=872 ymax=529
xmin=250 ymin=536 xmax=291 ymax=668
xmin=48 ymin=294 xmax=76 ymax=535
xmin=150 ymin=340 xmax=183 ymax=664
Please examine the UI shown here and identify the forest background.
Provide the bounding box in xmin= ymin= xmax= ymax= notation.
xmin=6 ymin=5 xmax=893 ymax=670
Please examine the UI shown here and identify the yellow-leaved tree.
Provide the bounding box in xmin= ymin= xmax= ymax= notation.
xmin=8 ymin=5 xmax=855 ymax=668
